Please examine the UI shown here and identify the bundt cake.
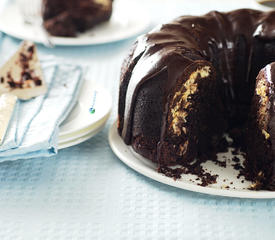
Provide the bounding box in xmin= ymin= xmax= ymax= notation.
xmin=42 ymin=0 xmax=113 ymax=37
xmin=118 ymin=9 xmax=275 ymax=190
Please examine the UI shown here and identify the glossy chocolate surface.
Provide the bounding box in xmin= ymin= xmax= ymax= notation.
xmin=119 ymin=9 xmax=275 ymax=141
xmin=118 ymin=9 xmax=275 ymax=189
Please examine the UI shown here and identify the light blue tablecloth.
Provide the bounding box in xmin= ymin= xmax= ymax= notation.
xmin=0 ymin=0 xmax=274 ymax=239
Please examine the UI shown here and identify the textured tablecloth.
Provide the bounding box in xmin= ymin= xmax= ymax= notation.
xmin=0 ymin=0 xmax=274 ymax=239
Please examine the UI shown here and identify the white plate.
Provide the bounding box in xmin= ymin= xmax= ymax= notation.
xmin=58 ymin=113 xmax=110 ymax=144
xmin=0 ymin=0 xmax=150 ymax=46
xmin=56 ymin=79 xmax=111 ymax=149
xmin=108 ymin=122 xmax=275 ymax=199
xmin=59 ymin=82 xmax=112 ymax=139
xmin=58 ymin=118 xmax=107 ymax=149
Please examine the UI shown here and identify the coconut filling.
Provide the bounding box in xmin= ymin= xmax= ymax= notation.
xmin=256 ymin=76 xmax=273 ymax=140
xmin=168 ymin=66 xmax=211 ymax=157
xmin=170 ymin=66 xmax=211 ymax=135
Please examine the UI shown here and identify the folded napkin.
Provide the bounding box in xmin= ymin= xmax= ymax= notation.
xmin=0 ymin=59 xmax=85 ymax=161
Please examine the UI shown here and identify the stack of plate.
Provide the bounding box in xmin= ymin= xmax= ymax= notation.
xmin=58 ymin=80 xmax=112 ymax=149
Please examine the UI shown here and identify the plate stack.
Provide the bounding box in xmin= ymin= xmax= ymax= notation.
xmin=58 ymin=81 xmax=112 ymax=149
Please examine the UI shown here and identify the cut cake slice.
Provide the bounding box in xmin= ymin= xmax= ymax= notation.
xmin=0 ymin=41 xmax=47 ymax=100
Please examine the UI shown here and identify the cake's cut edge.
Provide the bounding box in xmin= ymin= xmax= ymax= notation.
xmin=246 ymin=63 xmax=275 ymax=190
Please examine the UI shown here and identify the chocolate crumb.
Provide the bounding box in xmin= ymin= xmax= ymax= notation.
xmin=7 ymin=81 xmax=16 ymax=88
xmin=20 ymin=53 xmax=27 ymax=62
xmin=232 ymin=148 xmax=239 ymax=155
xmin=33 ymin=77 xmax=42 ymax=86
xmin=232 ymin=156 xmax=240 ymax=163
xmin=158 ymin=166 xmax=185 ymax=180
xmin=158 ymin=161 xmax=218 ymax=187
xmin=22 ymin=71 xmax=31 ymax=81
xmin=214 ymin=159 xmax=226 ymax=168
xmin=27 ymin=45 xmax=34 ymax=53
xmin=217 ymin=137 xmax=229 ymax=152
xmin=232 ymin=162 xmax=243 ymax=171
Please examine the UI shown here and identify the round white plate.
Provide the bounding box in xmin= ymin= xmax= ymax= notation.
xmin=109 ymin=122 xmax=275 ymax=199
xmin=56 ymin=80 xmax=111 ymax=149
xmin=59 ymin=82 xmax=112 ymax=139
xmin=0 ymin=0 xmax=150 ymax=46
xmin=58 ymin=114 xmax=110 ymax=144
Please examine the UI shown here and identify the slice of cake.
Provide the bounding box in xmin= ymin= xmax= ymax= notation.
xmin=42 ymin=0 xmax=113 ymax=37
xmin=0 ymin=41 xmax=47 ymax=100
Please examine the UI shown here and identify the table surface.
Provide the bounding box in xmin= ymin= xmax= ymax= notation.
xmin=0 ymin=0 xmax=275 ymax=239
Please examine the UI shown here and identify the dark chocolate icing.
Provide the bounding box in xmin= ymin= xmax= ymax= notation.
xmin=120 ymin=9 xmax=275 ymax=140
xmin=118 ymin=9 xmax=275 ymax=189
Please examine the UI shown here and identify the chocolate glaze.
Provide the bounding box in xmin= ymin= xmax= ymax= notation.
xmin=120 ymin=10 xmax=275 ymax=137
xmin=118 ymin=9 xmax=275 ymax=189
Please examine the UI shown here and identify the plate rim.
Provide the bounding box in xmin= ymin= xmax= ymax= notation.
xmin=59 ymin=113 xmax=110 ymax=143
xmin=0 ymin=1 xmax=151 ymax=46
xmin=58 ymin=118 xmax=108 ymax=149
xmin=108 ymin=121 xmax=275 ymax=199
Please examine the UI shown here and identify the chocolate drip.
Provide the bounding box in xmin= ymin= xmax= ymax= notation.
xmin=120 ymin=9 xmax=275 ymax=141
xmin=118 ymin=9 xmax=275 ymax=188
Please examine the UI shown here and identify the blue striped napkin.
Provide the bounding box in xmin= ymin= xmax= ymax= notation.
xmin=0 ymin=58 xmax=85 ymax=161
